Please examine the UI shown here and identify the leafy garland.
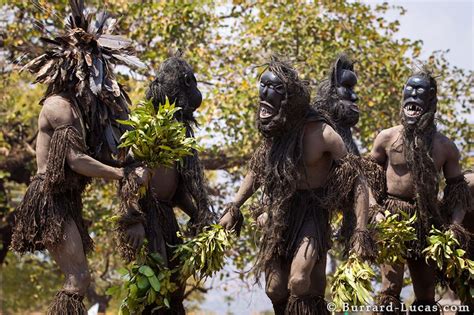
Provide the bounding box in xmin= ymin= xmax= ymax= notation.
xmin=118 ymin=98 xmax=200 ymax=169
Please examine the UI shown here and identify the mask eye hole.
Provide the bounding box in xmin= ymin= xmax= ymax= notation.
xmin=273 ymin=84 xmax=285 ymax=95
xmin=405 ymin=86 xmax=413 ymax=91
xmin=417 ymin=87 xmax=425 ymax=94
xmin=184 ymin=73 xmax=192 ymax=87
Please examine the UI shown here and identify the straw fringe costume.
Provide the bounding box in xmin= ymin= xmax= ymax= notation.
xmin=11 ymin=125 xmax=91 ymax=254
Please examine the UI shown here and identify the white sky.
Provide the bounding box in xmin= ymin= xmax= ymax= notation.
xmin=364 ymin=0 xmax=473 ymax=70
xmin=200 ymin=1 xmax=474 ymax=314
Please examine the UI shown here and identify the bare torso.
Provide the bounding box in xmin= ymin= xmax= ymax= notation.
xmin=297 ymin=121 xmax=343 ymax=189
xmin=372 ymin=125 xmax=461 ymax=200
xmin=36 ymin=94 xmax=84 ymax=174
xmin=149 ymin=165 xmax=179 ymax=201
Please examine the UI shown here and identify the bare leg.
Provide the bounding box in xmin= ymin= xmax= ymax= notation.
xmin=286 ymin=219 xmax=329 ymax=314
xmin=47 ymin=220 xmax=90 ymax=314
xmin=407 ymin=258 xmax=439 ymax=314
xmin=265 ymin=259 xmax=290 ymax=315
xmin=375 ymin=263 xmax=404 ymax=315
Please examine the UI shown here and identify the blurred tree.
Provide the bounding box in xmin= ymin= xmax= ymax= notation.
xmin=0 ymin=0 xmax=471 ymax=313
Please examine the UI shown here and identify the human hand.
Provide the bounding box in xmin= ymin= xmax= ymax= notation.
xmin=132 ymin=165 xmax=152 ymax=187
xmin=125 ymin=222 xmax=146 ymax=251
xmin=218 ymin=203 xmax=244 ymax=235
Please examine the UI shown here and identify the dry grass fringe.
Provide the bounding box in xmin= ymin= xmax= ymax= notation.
xmin=285 ymin=295 xmax=329 ymax=315
xmin=47 ymin=290 xmax=86 ymax=315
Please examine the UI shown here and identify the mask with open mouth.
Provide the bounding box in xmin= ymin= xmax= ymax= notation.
xmin=256 ymin=57 xmax=310 ymax=138
xmin=333 ymin=55 xmax=359 ymax=127
xmin=401 ymin=74 xmax=437 ymax=125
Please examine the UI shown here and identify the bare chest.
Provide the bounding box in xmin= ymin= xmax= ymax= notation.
xmin=386 ymin=137 xmax=445 ymax=171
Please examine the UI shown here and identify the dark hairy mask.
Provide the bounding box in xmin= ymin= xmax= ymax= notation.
xmin=256 ymin=56 xmax=311 ymax=138
xmin=316 ymin=54 xmax=359 ymax=128
xmin=401 ymin=74 xmax=437 ymax=126
xmin=146 ymin=55 xmax=213 ymax=231
xmin=399 ymin=68 xmax=442 ymax=241
xmin=313 ymin=54 xmax=360 ymax=155
xmin=146 ymin=55 xmax=202 ymax=126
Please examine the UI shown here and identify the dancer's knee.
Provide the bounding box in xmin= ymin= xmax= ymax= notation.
xmin=265 ymin=282 xmax=288 ymax=304
xmin=66 ymin=271 xmax=91 ymax=295
xmin=288 ymin=274 xmax=311 ymax=297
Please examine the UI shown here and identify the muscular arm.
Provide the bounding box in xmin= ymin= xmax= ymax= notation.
xmin=324 ymin=125 xmax=369 ymax=230
xmin=173 ymin=184 xmax=197 ymax=219
xmin=443 ymin=139 xmax=465 ymax=224
xmin=369 ymin=130 xmax=389 ymax=166
xmin=367 ymin=130 xmax=390 ymax=206
xmin=42 ymin=97 xmax=123 ymax=180
xmin=232 ymin=171 xmax=260 ymax=208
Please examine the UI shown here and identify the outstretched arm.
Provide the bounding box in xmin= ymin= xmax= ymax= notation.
xmin=42 ymin=97 xmax=124 ymax=180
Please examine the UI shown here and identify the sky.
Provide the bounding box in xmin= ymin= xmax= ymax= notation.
xmin=373 ymin=0 xmax=473 ymax=71
xmin=198 ymin=1 xmax=474 ymax=314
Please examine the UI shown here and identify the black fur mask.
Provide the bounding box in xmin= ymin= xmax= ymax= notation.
xmin=147 ymin=56 xmax=202 ymax=127
xmin=256 ymin=56 xmax=310 ymax=138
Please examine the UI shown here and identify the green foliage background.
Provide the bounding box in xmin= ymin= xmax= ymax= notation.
xmin=0 ymin=0 xmax=472 ymax=313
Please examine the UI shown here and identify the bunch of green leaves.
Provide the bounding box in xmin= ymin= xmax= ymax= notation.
xmin=372 ymin=210 xmax=417 ymax=264
xmin=423 ymin=226 xmax=474 ymax=301
xmin=331 ymin=254 xmax=375 ymax=309
xmin=118 ymin=98 xmax=200 ymax=169
xmin=173 ymin=224 xmax=233 ymax=282
xmin=106 ymin=245 xmax=178 ymax=315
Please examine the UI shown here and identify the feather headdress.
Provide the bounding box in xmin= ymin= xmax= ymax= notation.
xmin=21 ymin=0 xmax=145 ymax=161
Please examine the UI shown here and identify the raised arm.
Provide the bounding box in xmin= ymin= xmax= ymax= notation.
xmin=42 ymin=97 xmax=124 ymax=180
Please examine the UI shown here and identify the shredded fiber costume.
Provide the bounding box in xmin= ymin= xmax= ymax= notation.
xmin=12 ymin=126 xmax=91 ymax=254
xmin=10 ymin=1 xmax=143 ymax=313
xmin=221 ymin=56 xmax=373 ymax=315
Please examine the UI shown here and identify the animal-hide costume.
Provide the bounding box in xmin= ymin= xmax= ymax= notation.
xmin=11 ymin=1 xmax=142 ymax=313
xmin=116 ymin=55 xmax=215 ymax=314
xmin=223 ymin=56 xmax=372 ymax=314
xmin=313 ymin=53 xmax=360 ymax=156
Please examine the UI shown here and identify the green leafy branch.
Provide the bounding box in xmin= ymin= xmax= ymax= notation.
xmin=118 ymin=98 xmax=200 ymax=169
xmin=372 ymin=210 xmax=417 ymax=264
xmin=106 ymin=244 xmax=178 ymax=315
xmin=423 ymin=226 xmax=474 ymax=301
xmin=331 ymin=254 xmax=375 ymax=309
xmin=173 ymin=224 xmax=234 ymax=282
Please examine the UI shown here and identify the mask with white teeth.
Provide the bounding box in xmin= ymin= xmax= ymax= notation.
xmin=256 ymin=58 xmax=310 ymax=138
xmin=401 ymin=74 xmax=437 ymax=125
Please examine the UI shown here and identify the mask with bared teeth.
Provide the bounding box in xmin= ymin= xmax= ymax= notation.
xmin=256 ymin=57 xmax=310 ymax=138
xmin=401 ymin=74 xmax=437 ymax=126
